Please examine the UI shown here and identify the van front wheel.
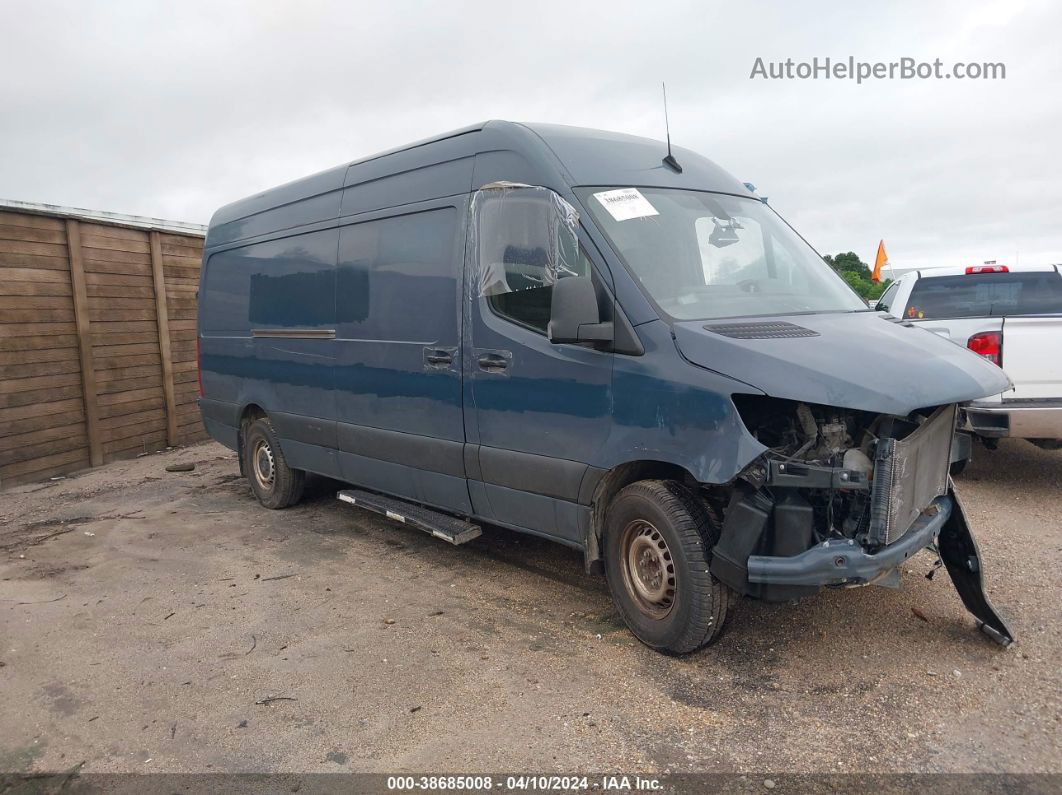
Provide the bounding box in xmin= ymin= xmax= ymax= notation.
xmin=603 ymin=480 xmax=731 ymax=654
xmin=242 ymin=417 xmax=305 ymax=509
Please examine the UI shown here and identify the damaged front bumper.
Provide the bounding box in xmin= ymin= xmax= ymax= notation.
xmin=747 ymin=495 xmax=951 ymax=588
xmin=713 ymin=487 xmax=1014 ymax=646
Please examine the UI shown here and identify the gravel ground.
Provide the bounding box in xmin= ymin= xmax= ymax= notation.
xmin=0 ymin=439 xmax=1058 ymax=776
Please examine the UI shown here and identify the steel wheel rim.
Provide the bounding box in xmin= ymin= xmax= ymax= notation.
xmin=619 ymin=519 xmax=676 ymax=619
xmin=252 ymin=438 xmax=275 ymax=490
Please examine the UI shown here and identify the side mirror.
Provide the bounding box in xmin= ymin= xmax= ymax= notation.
xmin=548 ymin=277 xmax=613 ymax=345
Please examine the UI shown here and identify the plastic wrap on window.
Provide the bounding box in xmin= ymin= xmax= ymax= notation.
xmin=467 ymin=182 xmax=580 ymax=299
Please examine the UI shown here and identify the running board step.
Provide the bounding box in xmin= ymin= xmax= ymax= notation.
xmin=337 ymin=489 xmax=482 ymax=545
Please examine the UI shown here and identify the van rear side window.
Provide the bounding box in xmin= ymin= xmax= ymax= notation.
xmin=904 ymin=271 xmax=1062 ymax=319
xmin=200 ymin=229 xmax=339 ymax=333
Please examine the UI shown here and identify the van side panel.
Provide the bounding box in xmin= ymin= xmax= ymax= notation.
xmin=342 ymin=130 xmax=480 ymax=194
xmin=199 ymin=228 xmax=339 ymax=475
xmin=341 ymin=156 xmax=475 ymax=218
xmin=333 ymin=199 xmax=471 ymax=514
xmin=206 ymin=163 xmax=346 ymax=248
xmin=341 ymin=142 xmax=475 ymax=217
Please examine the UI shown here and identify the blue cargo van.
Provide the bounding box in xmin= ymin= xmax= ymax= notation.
xmin=198 ymin=121 xmax=1014 ymax=653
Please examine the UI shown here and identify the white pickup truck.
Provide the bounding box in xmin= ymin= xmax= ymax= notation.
xmin=875 ymin=263 xmax=1062 ymax=468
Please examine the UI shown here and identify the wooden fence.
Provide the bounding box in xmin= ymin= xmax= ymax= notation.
xmin=0 ymin=207 xmax=207 ymax=488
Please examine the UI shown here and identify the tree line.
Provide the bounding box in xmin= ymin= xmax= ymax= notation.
xmin=823 ymin=251 xmax=892 ymax=300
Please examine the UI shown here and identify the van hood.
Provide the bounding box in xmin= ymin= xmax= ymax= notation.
xmin=672 ymin=312 xmax=1012 ymax=417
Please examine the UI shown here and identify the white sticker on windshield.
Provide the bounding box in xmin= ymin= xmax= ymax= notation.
xmin=593 ymin=188 xmax=659 ymax=222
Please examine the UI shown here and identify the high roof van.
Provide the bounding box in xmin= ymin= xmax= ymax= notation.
xmin=198 ymin=121 xmax=1014 ymax=653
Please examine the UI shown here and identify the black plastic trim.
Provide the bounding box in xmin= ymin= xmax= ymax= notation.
xmin=270 ymin=410 xmax=336 ymax=449
xmin=478 ymin=446 xmax=587 ymax=502
xmin=577 ymin=466 xmax=607 ymax=506
xmin=337 ymin=422 xmax=465 ymax=478
xmin=199 ymin=397 xmax=239 ymax=428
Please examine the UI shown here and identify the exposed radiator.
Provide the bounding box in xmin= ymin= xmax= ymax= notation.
xmin=868 ymin=404 xmax=955 ymax=546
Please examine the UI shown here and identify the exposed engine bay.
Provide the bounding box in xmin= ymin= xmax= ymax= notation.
xmin=730 ymin=395 xmax=948 ymax=548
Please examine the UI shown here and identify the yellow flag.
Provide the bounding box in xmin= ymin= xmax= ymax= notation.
xmin=872 ymin=240 xmax=888 ymax=283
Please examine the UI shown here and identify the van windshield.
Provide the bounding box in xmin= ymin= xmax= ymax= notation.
xmin=577 ymin=187 xmax=866 ymax=320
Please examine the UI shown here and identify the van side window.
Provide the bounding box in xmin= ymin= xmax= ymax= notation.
xmin=336 ymin=208 xmax=459 ymax=338
xmin=200 ymin=228 xmax=339 ymax=333
xmin=488 ymin=246 xmax=592 ymax=333
xmin=470 ymin=186 xmax=588 ymax=334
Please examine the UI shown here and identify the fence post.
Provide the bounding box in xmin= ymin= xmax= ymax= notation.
xmin=66 ymin=219 xmax=103 ymax=467
xmin=149 ymin=230 xmax=179 ymax=447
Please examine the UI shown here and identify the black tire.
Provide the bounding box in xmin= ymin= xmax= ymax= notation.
xmin=242 ymin=416 xmax=305 ymax=509
xmin=949 ymin=459 xmax=968 ymax=477
xmin=603 ymin=480 xmax=731 ymax=654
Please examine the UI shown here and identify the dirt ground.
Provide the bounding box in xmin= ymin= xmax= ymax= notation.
xmin=0 ymin=439 xmax=1059 ymax=776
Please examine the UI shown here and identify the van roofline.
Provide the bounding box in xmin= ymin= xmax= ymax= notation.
xmin=344 ymin=122 xmax=490 ymax=168
xmin=206 ymin=122 xmax=491 ymax=230
xmin=207 ymin=121 xmax=753 ymax=234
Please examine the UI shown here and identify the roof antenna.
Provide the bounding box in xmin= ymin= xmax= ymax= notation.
xmin=661 ymin=82 xmax=682 ymax=173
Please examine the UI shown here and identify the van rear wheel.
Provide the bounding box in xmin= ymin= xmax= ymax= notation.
xmin=242 ymin=417 xmax=305 ymax=509
xmin=603 ymin=480 xmax=731 ymax=654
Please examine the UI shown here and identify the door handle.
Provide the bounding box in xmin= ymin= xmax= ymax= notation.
xmin=423 ymin=346 xmax=456 ymax=368
xmin=477 ymin=353 xmax=510 ymax=371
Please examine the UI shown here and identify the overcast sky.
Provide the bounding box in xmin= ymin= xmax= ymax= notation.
xmin=2 ymin=0 xmax=1059 ymax=270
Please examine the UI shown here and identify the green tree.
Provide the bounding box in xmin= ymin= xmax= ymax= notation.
xmin=823 ymin=251 xmax=891 ymax=301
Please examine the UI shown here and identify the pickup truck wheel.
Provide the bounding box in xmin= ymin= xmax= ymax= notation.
xmin=603 ymin=480 xmax=731 ymax=654
xmin=242 ymin=417 xmax=305 ymax=509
